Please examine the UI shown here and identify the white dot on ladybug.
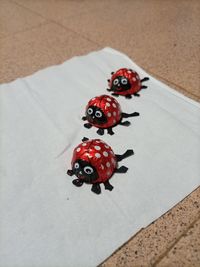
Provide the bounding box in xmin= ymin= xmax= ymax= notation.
xmin=103 ymin=151 xmax=108 ymax=157
xmin=113 ymin=119 xmax=116 ymax=124
xmin=76 ymin=147 xmax=81 ymax=152
xmin=112 ymin=103 xmax=117 ymax=108
xmin=113 ymin=111 xmax=116 ymax=116
xmin=82 ymin=143 xmax=86 ymax=146
xmin=95 ymin=153 xmax=101 ymax=158
xmin=106 ymin=98 xmax=111 ymax=102
xmin=107 ymin=112 xmax=111 ymax=117
xmin=106 ymin=162 xmax=111 ymax=168
xmin=104 ymin=145 xmax=109 ymax=149
xmin=106 ymin=102 xmax=110 ymax=107
xmin=128 ymin=70 xmax=132 ymax=73
xmin=94 ymin=145 xmax=101 ymax=150
xmin=132 ymin=77 xmax=136 ymax=82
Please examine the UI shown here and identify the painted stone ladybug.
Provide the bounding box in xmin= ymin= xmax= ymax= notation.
xmin=67 ymin=137 xmax=134 ymax=194
xmin=107 ymin=68 xmax=149 ymax=98
xmin=82 ymin=95 xmax=139 ymax=135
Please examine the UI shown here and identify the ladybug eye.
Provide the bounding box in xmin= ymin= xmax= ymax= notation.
xmin=87 ymin=108 xmax=93 ymax=115
xmin=121 ymin=78 xmax=128 ymax=85
xmin=74 ymin=162 xmax=79 ymax=169
xmin=84 ymin=166 xmax=93 ymax=174
xmin=95 ymin=110 xmax=102 ymax=118
xmin=113 ymin=78 xmax=119 ymax=85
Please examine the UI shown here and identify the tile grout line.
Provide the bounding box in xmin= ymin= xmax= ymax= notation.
xmin=3 ymin=2 xmax=200 ymax=265
xmin=153 ymin=215 xmax=200 ymax=266
xmin=40 ymin=19 xmax=100 ymax=47
xmin=99 ymin=186 xmax=200 ymax=266
xmin=10 ymin=0 xmax=101 ymax=47
xmin=147 ymin=70 xmax=200 ymax=101
xmin=0 ymin=21 xmax=50 ymax=40
xmin=8 ymin=1 xmax=200 ymax=101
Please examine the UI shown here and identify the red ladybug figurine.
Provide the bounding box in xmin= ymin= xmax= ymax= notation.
xmin=107 ymin=68 xmax=149 ymax=98
xmin=82 ymin=95 xmax=139 ymax=135
xmin=67 ymin=137 xmax=134 ymax=194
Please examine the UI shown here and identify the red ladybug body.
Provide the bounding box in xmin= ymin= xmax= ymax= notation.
xmin=72 ymin=139 xmax=117 ymax=183
xmin=82 ymin=95 xmax=139 ymax=135
xmin=67 ymin=137 xmax=134 ymax=194
xmin=107 ymin=68 xmax=149 ymax=98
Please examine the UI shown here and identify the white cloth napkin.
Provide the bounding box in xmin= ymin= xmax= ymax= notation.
xmin=0 ymin=48 xmax=199 ymax=267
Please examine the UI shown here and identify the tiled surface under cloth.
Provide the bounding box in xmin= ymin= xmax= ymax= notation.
xmin=1 ymin=1 xmax=199 ymax=266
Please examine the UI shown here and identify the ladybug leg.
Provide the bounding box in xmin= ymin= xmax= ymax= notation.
xmin=115 ymin=166 xmax=128 ymax=173
xmin=72 ymin=179 xmax=84 ymax=187
xmin=125 ymin=94 xmax=132 ymax=99
xmin=141 ymin=85 xmax=147 ymax=89
xmin=133 ymin=93 xmax=140 ymax=97
xmin=104 ymin=180 xmax=114 ymax=191
xmin=107 ymin=88 xmax=112 ymax=92
xmin=122 ymin=112 xmax=139 ymax=118
xmin=107 ymin=127 xmax=114 ymax=135
xmin=82 ymin=116 xmax=87 ymax=121
xmin=84 ymin=123 xmax=92 ymax=129
xmin=82 ymin=137 xmax=89 ymax=142
xmin=67 ymin=169 xmax=74 ymax=176
xmin=97 ymin=128 xmax=104 ymax=135
xmin=115 ymin=149 xmax=134 ymax=162
xmin=111 ymin=93 xmax=119 ymax=97
xmin=119 ymin=120 xmax=131 ymax=126
xmin=111 ymin=71 xmax=114 ymax=75
xmin=141 ymin=77 xmax=149 ymax=83
xmin=107 ymin=79 xmax=110 ymax=82
xmin=91 ymin=183 xmax=101 ymax=194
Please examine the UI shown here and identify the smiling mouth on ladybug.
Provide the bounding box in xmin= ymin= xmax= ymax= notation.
xmin=77 ymin=171 xmax=85 ymax=179
xmin=77 ymin=172 xmax=96 ymax=183
xmin=87 ymin=115 xmax=107 ymax=125
xmin=75 ymin=169 xmax=97 ymax=183
xmin=111 ymin=83 xmax=124 ymax=92
xmin=110 ymin=83 xmax=131 ymax=92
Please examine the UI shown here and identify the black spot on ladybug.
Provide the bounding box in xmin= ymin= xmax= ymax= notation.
xmin=111 ymin=76 xmax=131 ymax=92
xmin=86 ymin=106 xmax=107 ymax=125
xmin=73 ymin=159 xmax=99 ymax=183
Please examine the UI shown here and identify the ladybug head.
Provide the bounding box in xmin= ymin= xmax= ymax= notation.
xmin=111 ymin=76 xmax=131 ymax=92
xmin=86 ymin=106 xmax=107 ymax=125
xmin=73 ymin=159 xmax=99 ymax=183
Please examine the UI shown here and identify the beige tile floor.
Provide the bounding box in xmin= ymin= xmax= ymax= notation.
xmin=0 ymin=0 xmax=199 ymax=266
